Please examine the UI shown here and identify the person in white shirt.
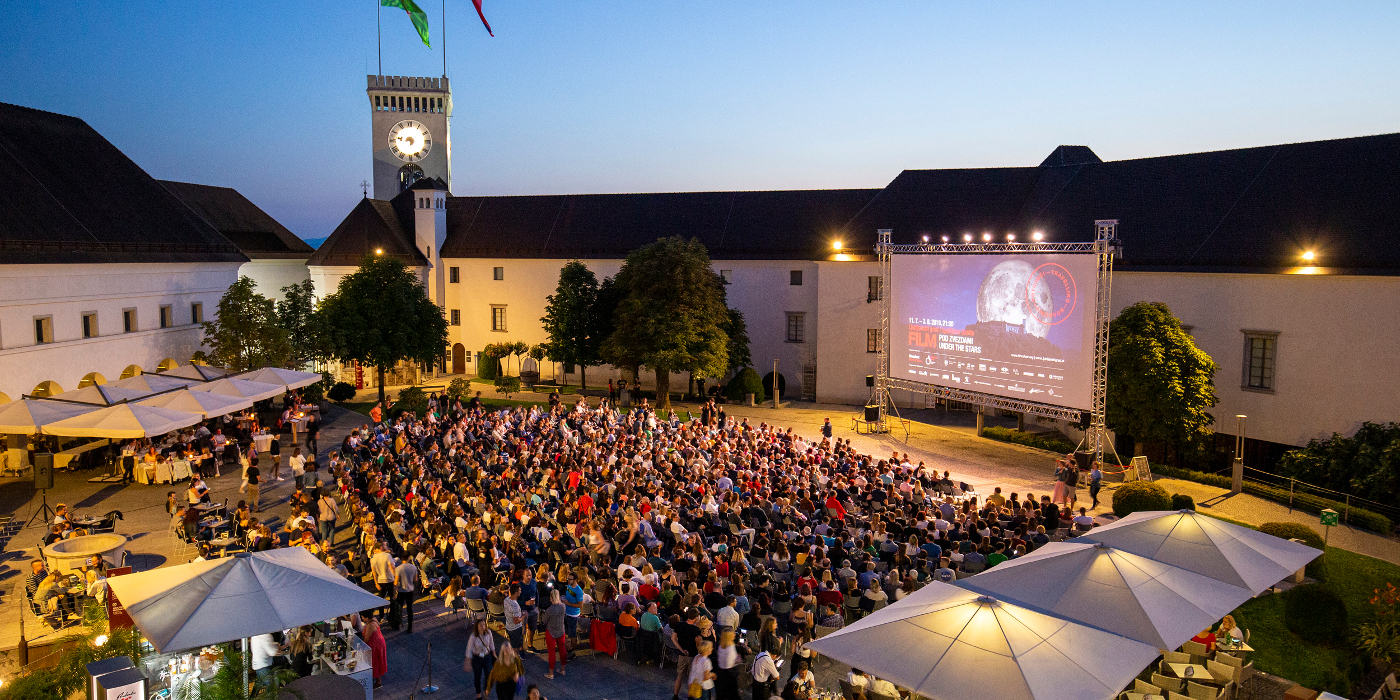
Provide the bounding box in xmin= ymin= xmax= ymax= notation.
xmin=289 ymin=448 xmax=306 ymax=483
xmin=250 ymin=632 xmax=284 ymax=684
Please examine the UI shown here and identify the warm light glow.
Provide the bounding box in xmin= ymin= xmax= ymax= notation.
xmin=832 ymin=240 xmax=843 ymax=250
xmin=982 ymin=233 xmax=992 ymax=242
xmin=1292 ymin=266 xmax=1324 ymax=275
xmin=921 ymin=235 xmax=929 ymax=243
xmin=375 ymin=248 xmax=384 ymax=255
xmin=1033 ymin=231 xmax=1044 ymax=241
xmin=1007 ymin=234 xmax=1016 ymax=242
xmin=1236 ymin=414 xmax=1247 ymax=419
xmin=963 ymin=234 xmax=972 ymax=242
xmin=94 ymin=634 xmax=108 ymax=647
xmin=393 ymin=125 xmax=427 ymax=156
xmin=832 ymin=253 xmax=853 ymax=261
xmin=941 ymin=236 xmax=949 ymax=243
xmin=1301 ymin=250 xmax=1315 ymax=261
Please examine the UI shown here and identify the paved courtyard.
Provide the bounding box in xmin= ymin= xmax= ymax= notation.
xmin=0 ymin=393 xmax=1395 ymax=695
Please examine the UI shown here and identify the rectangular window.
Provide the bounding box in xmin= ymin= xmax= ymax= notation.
xmin=449 ymin=267 xmax=460 ymax=283
xmin=720 ymin=269 xmax=732 ymax=283
xmin=492 ymin=306 xmax=507 ymax=332
xmin=450 ymin=309 xmax=461 ymax=326
xmin=786 ymin=312 xmax=805 ymax=343
xmin=868 ymin=275 xmax=884 ymax=302
xmin=191 ymin=302 xmax=203 ymax=324
xmin=867 ymin=328 xmax=881 ymax=353
xmin=81 ymin=312 xmax=97 ymax=339
xmin=34 ymin=316 xmax=53 ymax=344
xmin=159 ymin=305 xmax=172 ymax=329
xmin=123 ymin=309 xmax=137 ymax=333
xmin=1242 ymin=331 xmax=1278 ymax=392
xmin=790 ymin=270 xmax=803 ymax=286
xmin=493 ymin=266 xmax=504 ymax=281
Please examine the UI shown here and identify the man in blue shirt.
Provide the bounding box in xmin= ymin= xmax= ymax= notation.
xmin=920 ymin=537 xmax=942 ymax=562
xmin=520 ymin=567 xmax=540 ymax=652
xmin=563 ymin=573 xmax=585 ymax=648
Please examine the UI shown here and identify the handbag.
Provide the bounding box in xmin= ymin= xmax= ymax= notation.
xmin=689 ymin=682 xmax=704 ymax=699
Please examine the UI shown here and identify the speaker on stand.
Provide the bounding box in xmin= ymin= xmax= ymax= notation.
xmin=26 ymin=453 xmax=57 ymax=528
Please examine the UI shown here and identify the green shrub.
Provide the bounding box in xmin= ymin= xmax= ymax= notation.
xmin=393 ymin=385 xmax=428 ymax=417
xmin=446 ymin=378 xmax=471 ymax=402
xmin=327 ymin=381 xmax=356 ymax=403
xmin=1259 ymin=522 xmax=1326 ymax=578
xmin=494 ymin=375 xmax=521 ymax=397
xmin=1112 ymin=480 xmax=1173 ymax=518
xmin=762 ymin=371 xmax=786 ymax=398
xmin=1149 ymin=464 xmax=1393 ymax=534
xmin=300 ymin=379 xmax=326 ymax=404
xmin=1284 ymin=584 xmax=1348 ymax=646
xmin=1170 ymin=493 xmax=1196 ymax=511
xmin=982 ymin=426 xmax=1077 ymax=454
xmin=478 ymin=348 xmax=499 ymax=380
xmin=725 ymin=368 xmax=764 ymax=403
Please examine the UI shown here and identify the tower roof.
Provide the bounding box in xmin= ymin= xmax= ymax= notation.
xmin=306 ymin=194 xmax=428 ymax=267
xmin=0 ymin=102 xmax=248 ymax=265
xmin=407 ymin=176 xmax=449 ymax=191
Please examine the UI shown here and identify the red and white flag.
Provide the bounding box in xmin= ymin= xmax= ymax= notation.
xmin=472 ymin=0 xmax=494 ymax=36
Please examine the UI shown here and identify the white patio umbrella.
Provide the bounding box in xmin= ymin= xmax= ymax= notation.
xmin=49 ymin=384 xmax=155 ymax=405
xmin=137 ymin=388 xmax=254 ymax=418
xmin=0 ymin=398 xmax=100 ymax=433
xmin=105 ymin=548 xmax=387 ymax=654
xmin=1073 ymin=509 xmax=1321 ymax=593
xmin=234 ymin=367 xmax=322 ymax=390
xmin=40 ymin=403 xmax=203 ymax=438
xmin=187 ymin=377 xmax=285 ymax=403
xmin=108 ymin=374 xmax=199 ymax=394
xmin=956 ymin=542 xmax=1255 ymax=649
xmin=804 ymin=581 xmax=1162 ymax=700
xmin=157 ymin=364 xmax=232 ymax=382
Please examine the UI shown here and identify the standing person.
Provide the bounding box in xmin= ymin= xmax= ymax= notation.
xmin=466 ymin=617 xmax=498 ymax=699
xmin=1063 ymin=459 xmax=1080 ymax=508
xmin=821 ymin=418 xmax=833 ymax=440
xmin=1051 ymin=460 xmax=1069 ymax=506
xmin=540 ymin=589 xmax=568 ymax=679
xmin=394 ymin=552 xmax=420 ymax=633
xmin=715 ymin=630 xmax=745 ymax=700
xmin=750 ymin=648 xmax=780 ymax=700
xmin=562 ymin=573 xmax=584 ymax=650
xmin=369 ymin=402 xmax=383 ymax=426
xmin=306 ymin=413 xmax=319 ymax=456
xmin=289 ymin=447 xmax=306 ymax=486
xmin=689 ymin=640 xmax=716 ymax=700
xmin=370 ymin=544 xmax=396 ymax=619
xmin=1088 ymin=463 xmax=1103 ymax=509
xmin=245 ymin=457 xmax=262 ymax=513
xmin=317 ymin=489 xmax=338 ymax=545
xmin=363 ymin=618 xmax=388 ymax=689
xmin=269 ymin=435 xmax=282 ymax=481
xmin=504 ymin=583 xmax=525 ymax=651
xmin=519 ymin=567 xmax=539 ymax=652
xmin=486 ymin=642 xmax=524 ymax=700
xmin=671 ymin=608 xmax=701 ymax=700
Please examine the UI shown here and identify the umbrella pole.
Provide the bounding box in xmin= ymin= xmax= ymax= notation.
xmin=242 ymin=636 xmax=251 ymax=699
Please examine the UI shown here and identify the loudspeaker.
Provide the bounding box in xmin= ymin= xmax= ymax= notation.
xmin=1078 ymin=411 xmax=1092 ymax=430
xmin=864 ymin=405 xmax=880 ymax=422
xmin=1074 ymin=451 xmax=1093 ymax=471
xmin=34 ymin=453 xmax=54 ymax=490
xmin=865 ymin=375 xmax=875 ymax=387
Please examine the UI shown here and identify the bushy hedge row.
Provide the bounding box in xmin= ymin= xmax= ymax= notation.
xmin=1112 ymin=480 xmax=1173 ymax=517
xmin=1150 ymin=464 xmax=1393 ymax=534
xmin=981 ymin=426 xmax=1077 ymax=454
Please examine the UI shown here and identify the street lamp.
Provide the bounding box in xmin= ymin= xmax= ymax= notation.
xmin=1232 ymin=414 xmax=1247 ymax=494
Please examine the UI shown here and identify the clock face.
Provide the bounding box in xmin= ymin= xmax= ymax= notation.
xmin=389 ymin=120 xmax=432 ymax=162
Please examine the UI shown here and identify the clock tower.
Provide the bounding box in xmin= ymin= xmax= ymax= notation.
xmin=368 ymin=75 xmax=451 ymax=198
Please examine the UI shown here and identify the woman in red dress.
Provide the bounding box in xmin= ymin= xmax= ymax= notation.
xmin=363 ymin=618 xmax=389 ymax=688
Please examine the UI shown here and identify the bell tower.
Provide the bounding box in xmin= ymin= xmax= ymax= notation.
xmin=368 ymin=75 xmax=451 ymax=199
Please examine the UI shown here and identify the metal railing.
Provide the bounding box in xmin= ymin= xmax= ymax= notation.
xmin=1241 ymin=465 xmax=1400 ymax=526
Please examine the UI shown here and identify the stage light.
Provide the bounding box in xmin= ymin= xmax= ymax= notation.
xmin=982 ymin=233 xmax=992 ymax=242
xmin=832 ymin=240 xmax=843 ymax=250
xmin=1301 ymin=250 xmax=1315 ymax=262
xmin=941 ymin=236 xmax=949 ymax=243
xmin=1007 ymin=234 xmax=1016 ymax=242
xmin=921 ymin=235 xmax=929 ymax=243
xmin=963 ymin=234 xmax=972 ymax=242
xmin=1032 ymin=231 xmax=1044 ymax=241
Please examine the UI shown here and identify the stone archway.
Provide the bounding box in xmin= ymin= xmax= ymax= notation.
xmin=31 ymin=380 xmax=63 ymax=398
xmin=452 ymin=343 xmax=466 ymax=374
xmin=77 ymin=372 xmax=107 ymax=389
xmin=156 ymin=358 xmax=179 ymax=372
xmin=120 ymin=364 xmax=143 ymax=380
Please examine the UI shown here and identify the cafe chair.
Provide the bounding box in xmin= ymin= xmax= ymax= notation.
xmin=1162 ymin=651 xmax=1192 ymax=666
xmin=1152 ymin=674 xmax=1184 ymax=694
xmin=485 ymin=598 xmax=507 ymax=626
xmin=466 ymin=597 xmax=486 ymax=617
xmin=839 ymin=679 xmax=863 ymax=700
xmin=1181 ymin=640 xmax=1210 ymax=664
xmin=1168 ymin=693 xmax=1192 ymax=700
xmin=1187 ymin=681 xmax=1221 ymax=700
xmin=1136 ymin=680 xmax=1163 ymax=695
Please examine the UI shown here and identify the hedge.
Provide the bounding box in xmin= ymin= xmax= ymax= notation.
xmin=725 ymin=368 xmax=764 ymax=403
xmin=1283 ymin=583 xmax=1348 ymax=646
xmin=981 ymin=426 xmax=1077 ymax=454
xmin=1170 ymin=493 xmax=1196 ymax=511
xmin=1112 ymin=480 xmax=1173 ymax=518
xmin=1150 ymin=464 xmax=1393 ymax=534
xmin=1259 ymin=521 xmax=1326 ymax=578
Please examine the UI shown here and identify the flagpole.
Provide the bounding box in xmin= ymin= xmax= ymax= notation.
xmin=377 ymin=0 xmax=382 ymax=75
xmin=442 ymin=0 xmax=447 ymax=77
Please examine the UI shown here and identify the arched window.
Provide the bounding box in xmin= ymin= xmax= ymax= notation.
xmin=119 ymin=364 xmax=143 ymax=380
xmin=399 ymin=164 xmax=424 ymax=192
xmin=31 ymin=380 xmax=63 ymax=398
xmin=77 ymin=372 xmax=106 ymax=389
xmin=156 ymin=358 xmax=179 ymax=372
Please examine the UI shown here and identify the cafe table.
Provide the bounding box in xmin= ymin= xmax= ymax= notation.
xmin=1126 ymin=693 xmax=1166 ymax=700
xmin=1215 ymin=639 xmax=1254 ymax=655
xmin=1167 ymin=664 xmax=1219 ymax=684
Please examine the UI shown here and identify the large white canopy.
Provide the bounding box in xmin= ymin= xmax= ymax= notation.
xmin=804 ymin=581 xmax=1162 ymax=700
xmin=137 ymin=389 xmax=254 ymax=418
xmin=0 ymin=398 xmax=100 ymax=433
xmin=49 ymin=384 xmax=154 ymax=405
xmin=41 ymin=403 xmax=203 ymax=438
xmin=956 ymin=542 xmax=1255 ymax=649
xmin=1073 ymin=509 xmax=1321 ymax=593
xmin=106 ymin=548 xmax=388 ymax=653
xmin=187 ymin=377 xmax=285 ymax=403
xmin=108 ymin=374 xmax=199 ymax=393
xmin=235 ymin=367 xmax=322 ymax=390
xmin=157 ymin=364 xmax=232 ymax=382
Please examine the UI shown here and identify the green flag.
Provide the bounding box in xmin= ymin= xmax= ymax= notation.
xmin=382 ymin=0 xmax=430 ymax=47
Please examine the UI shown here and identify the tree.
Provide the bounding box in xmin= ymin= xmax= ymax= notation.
xmin=276 ymin=279 xmax=322 ymax=369
xmin=541 ymin=261 xmax=602 ymax=389
xmin=602 ymin=236 xmax=729 ymax=409
xmin=313 ymin=256 xmax=448 ymax=406
xmin=200 ymin=276 xmax=291 ymax=372
xmin=1106 ymin=301 xmax=1219 ymax=460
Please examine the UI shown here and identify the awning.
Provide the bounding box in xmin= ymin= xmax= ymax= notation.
xmin=234 ymin=367 xmax=322 ymax=390
xmin=49 ymin=384 xmax=156 ymax=406
xmin=41 ymin=403 xmax=203 ymax=439
xmin=187 ymin=377 xmax=285 ymax=403
xmin=0 ymin=398 xmax=101 ymax=434
xmin=137 ymin=388 xmax=254 ymax=418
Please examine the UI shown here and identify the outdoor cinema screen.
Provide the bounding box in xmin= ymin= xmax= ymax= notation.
xmin=891 ymin=252 xmax=1098 ymax=411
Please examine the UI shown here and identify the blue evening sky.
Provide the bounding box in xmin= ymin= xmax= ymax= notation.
xmin=2 ymin=1 xmax=1397 ymax=240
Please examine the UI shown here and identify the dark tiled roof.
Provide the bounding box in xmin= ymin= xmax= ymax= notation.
xmin=1039 ymin=145 xmax=1102 ymax=167
xmin=439 ymin=188 xmax=882 ymax=260
xmin=306 ymin=192 xmax=428 ymax=267
xmin=841 ymin=133 xmax=1400 ymax=273
xmin=159 ymin=180 xmax=312 ymax=259
xmin=0 ymin=102 xmax=248 ymax=265
xmin=408 ymin=177 xmax=448 ymax=191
